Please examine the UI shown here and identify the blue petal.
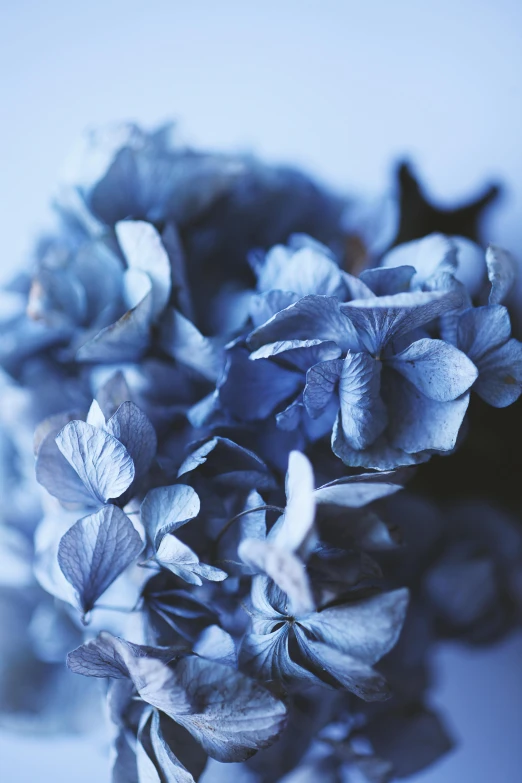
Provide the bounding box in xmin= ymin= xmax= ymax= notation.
xmin=380 ymin=234 xmax=458 ymax=287
xmin=67 ymin=632 xmax=178 ymax=679
xmin=177 ymin=436 xmax=274 ymax=490
xmin=295 ymin=633 xmax=391 ymax=701
xmin=249 ymin=576 xmax=289 ymax=630
xmin=187 ymin=390 xmax=225 ymax=429
xmin=239 ymin=490 xmax=267 ymax=541
xmin=388 ymin=338 xmax=478 ymax=402
xmin=340 ymin=289 xmax=463 ymax=355
xmin=36 ymin=419 xmax=96 ymax=507
xmin=303 ymin=358 xmax=344 ymax=418
xmin=248 ymin=296 xmax=360 ymax=353
xmin=334 ymin=510 xmax=401 ymax=551
xmin=88 ymin=144 xmax=143 ymax=224
xmin=332 ymin=413 xmax=428 ymax=470
xmin=359 ymin=266 xmax=416 ymax=296
xmin=57 ymin=505 xmax=143 ymax=615
xmin=155 ymin=535 xmax=227 ymax=585
xmin=340 ymin=271 xmax=375 ymax=300
xmin=193 ymin=625 xmax=237 ymax=667
xmin=270 ymin=450 xmax=316 ymax=552
xmin=141 ymin=484 xmax=200 ymax=549
xmin=486 ymin=244 xmax=516 ymax=305
xmin=150 ymin=710 xmax=205 ymax=783
xmin=241 ymin=626 xmax=317 ymax=682
xmin=238 ymin=539 xmax=314 ymax=615
xmin=95 ymin=371 xmax=132 ymax=419
xmin=219 ymin=349 xmax=302 ymax=421
xmin=162 ymin=222 xmax=194 ymax=320
xmin=314 ymin=476 xmax=401 ymax=508
xmin=93 ymin=636 xmax=286 ymax=763
xmin=339 ymin=352 xmax=387 ymax=449
xmin=116 ymin=220 xmax=171 ymax=320
xmin=253 ymin=240 xmax=344 ymax=297
xmin=387 ymin=374 xmax=470 ymax=454
xmin=177 ymin=438 xmax=220 ymax=475
xmin=68 ymin=635 xmax=134 ymax=679
xmin=56 ymin=420 xmax=135 ymax=504
xmin=249 ymin=339 xmax=341 ymax=371
xmin=112 ymin=730 xmax=140 ymax=783
xmin=301 ymin=588 xmax=409 ymax=664
xmin=473 ymin=338 xmax=522 ymax=407
xmin=76 ymin=284 xmax=153 ymax=363
xmin=27 ymin=268 xmax=87 ymax=327
xmin=136 ymin=709 xmax=162 ymax=783
xmin=72 ymin=240 xmax=125 ymax=327
xmin=457 ymin=305 xmax=511 ymax=361
xmin=305 ymin=399 xmax=338 ymax=442
xmin=164 ymin=656 xmax=287 ymax=762
xmin=161 ymin=308 xmax=224 ymax=382
xmin=427 ymin=274 xmax=472 ymax=346
xmin=275 ymin=398 xmax=304 ymax=431
xmin=249 ymin=290 xmax=299 ymax=328
xmin=106 ymin=401 xmax=157 ymax=479
xmin=86 ymin=399 xmax=106 ymax=429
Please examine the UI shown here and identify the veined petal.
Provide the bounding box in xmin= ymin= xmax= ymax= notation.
xmin=388 ymin=338 xmax=478 ymax=402
xmin=155 ymin=656 xmax=287 ymax=763
xmin=238 ymin=539 xmax=314 ymax=615
xmin=457 ymin=305 xmax=511 ymax=361
xmin=486 ymin=244 xmax=516 ymax=305
xmin=36 ymin=429 xmax=96 ymax=507
xmin=248 ymin=296 xmax=360 ymax=353
xmin=474 ymin=338 xmax=522 ymax=407
xmin=295 ymin=635 xmax=391 ymax=702
xmin=254 ymin=243 xmax=344 ymax=298
xmin=332 ymin=413 xmax=429 ymax=470
xmin=155 ymin=535 xmax=227 ymax=585
xmin=340 ymin=289 xmax=463 ymax=354
xmin=300 ymin=588 xmax=409 ymax=665
xmin=106 ymin=401 xmax=157 ymax=480
xmin=387 ymin=373 xmax=470 ymax=454
xmin=141 ymin=484 xmax=200 ymax=549
xmin=56 ymin=420 xmax=135 ymax=504
xmin=249 ymin=339 xmax=341 ymax=371
xmin=241 ymin=626 xmax=317 ymax=683
xmin=303 ymin=359 xmax=344 ymax=419
xmin=58 ymin=505 xmax=143 ymax=615
xmin=339 ymin=352 xmax=387 ymax=450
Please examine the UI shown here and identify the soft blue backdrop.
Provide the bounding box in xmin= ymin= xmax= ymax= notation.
xmin=0 ymin=2 xmax=521 ymax=781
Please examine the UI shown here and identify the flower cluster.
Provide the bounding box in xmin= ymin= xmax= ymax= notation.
xmin=1 ymin=123 xmax=521 ymax=781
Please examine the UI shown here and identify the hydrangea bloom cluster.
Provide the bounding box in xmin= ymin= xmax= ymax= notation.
xmin=1 ymin=123 xmax=522 ymax=781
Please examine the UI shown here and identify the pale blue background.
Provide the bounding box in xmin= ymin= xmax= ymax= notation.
xmin=0 ymin=2 xmax=521 ymax=781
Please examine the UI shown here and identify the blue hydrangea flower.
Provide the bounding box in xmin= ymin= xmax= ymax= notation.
xmin=242 ymin=576 xmax=408 ymax=701
xmin=3 ymin=124 xmax=522 ymax=783
xmin=214 ymin=237 xmax=480 ymax=469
